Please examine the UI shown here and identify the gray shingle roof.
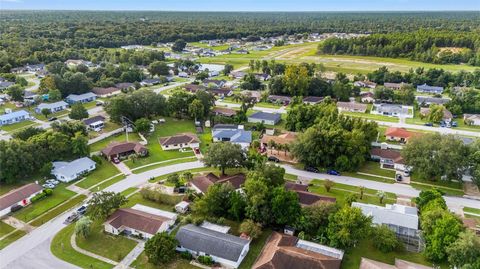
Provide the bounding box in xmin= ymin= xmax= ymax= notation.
xmin=176 ymin=224 xmax=249 ymax=262
xmin=213 ymin=129 xmax=252 ymax=143
xmin=52 ymin=157 xmax=96 ymax=179
xmin=249 ymin=112 xmax=281 ymax=122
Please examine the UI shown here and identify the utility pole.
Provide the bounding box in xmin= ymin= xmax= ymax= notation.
xmin=120 ymin=116 xmax=135 ymax=142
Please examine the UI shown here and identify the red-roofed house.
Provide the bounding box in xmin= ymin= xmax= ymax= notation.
xmin=0 ymin=183 xmax=43 ymax=217
xmin=384 ymin=127 xmax=420 ymax=143
xmin=190 ymin=173 xmax=246 ymax=194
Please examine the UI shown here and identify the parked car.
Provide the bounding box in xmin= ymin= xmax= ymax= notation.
xmin=46 ymin=179 xmax=59 ymax=185
xmin=396 ymin=174 xmax=403 ymax=182
xmin=48 ymin=117 xmax=57 ymax=121
xmin=440 ymin=123 xmax=446 ymax=128
xmin=451 ymin=121 xmax=458 ymax=127
xmin=194 ymin=148 xmax=200 ymax=154
xmin=268 ymin=156 xmax=280 ymax=163
xmin=42 ymin=183 xmax=55 ymax=189
xmin=424 ymin=122 xmax=433 ymax=127
xmin=304 ymin=166 xmax=319 ymax=173
xmin=77 ymin=205 xmax=87 ymax=215
xmin=96 ymin=101 xmax=104 ymax=106
xmin=64 ymin=212 xmax=79 ymax=224
xmin=112 ymin=157 xmax=120 ymax=164
xmin=327 ymin=170 xmax=341 ymax=176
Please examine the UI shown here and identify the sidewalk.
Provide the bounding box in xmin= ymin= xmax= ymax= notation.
xmin=2 ymin=217 xmax=34 ymax=234
xmin=114 ymin=240 xmax=144 ymax=269
xmin=70 ymin=233 xmax=118 ymax=266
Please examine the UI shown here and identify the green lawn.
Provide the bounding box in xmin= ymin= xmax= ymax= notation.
xmin=342 ymin=172 xmax=395 ymax=184
xmin=13 ymin=183 xmax=76 ymax=223
xmin=124 ymin=192 xmax=182 ymax=212
xmin=239 ymin=229 xmax=272 ymax=269
xmin=89 ymin=132 xmax=142 ymax=152
xmin=92 ymin=174 xmax=126 ymax=192
xmin=342 ymin=112 xmax=399 ymax=123
xmin=410 ymin=183 xmax=464 ymax=196
xmin=131 ymin=252 xmax=197 ymax=269
xmin=0 ymin=120 xmax=37 ymax=132
xmin=30 ymin=195 xmax=86 ymax=227
xmin=51 ymin=224 xmax=114 ymax=269
xmin=76 ymin=223 xmax=138 ymax=262
xmin=0 ymin=222 xmax=15 ymax=237
xmin=0 ymin=229 xmax=26 ymax=250
xmin=357 ymin=161 xmax=396 ymax=178
xmin=198 ymin=128 xmax=212 ymax=153
xmin=0 ymin=102 xmax=17 ymax=114
xmin=124 ymin=118 xmax=196 ymax=170
xmin=463 ymin=207 xmax=480 ymax=215
xmin=76 ymin=161 xmax=121 ymax=189
xmin=120 ymin=187 xmax=138 ymax=197
xmin=410 ymin=174 xmax=463 ymax=190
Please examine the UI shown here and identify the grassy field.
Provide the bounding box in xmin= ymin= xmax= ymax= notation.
xmin=131 ymin=252 xmax=197 ymax=269
xmin=75 ymin=161 xmax=120 ymax=189
xmin=342 ymin=111 xmax=399 ymax=123
xmin=120 ymin=187 xmax=138 ymax=197
xmin=0 ymin=120 xmax=38 ymax=132
xmin=51 ymin=224 xmax=114 ymax=269
xmin=238 ymin=229 xmax=272 ymax=269
xmin=410 ymin=183 xmax=465 ymax=196
xmin=30 ymin=195 xmax=86 ymax=227
xmin=0 ymin=222 xmax=15 ymax=237
xmin=76 ymin=223 xmax=138 ymax=262
xmin=89 ymin=132 xmax=142 ymax=152
xmin=124 ymin=192 xmax=183 ymax=212
xmin=13 ymin=183 xmax=76 ymax=223
xmin=0 ymin=229 xmax=26 ymax=250
xmin=464 ymin=207 xmax=480 ymax=215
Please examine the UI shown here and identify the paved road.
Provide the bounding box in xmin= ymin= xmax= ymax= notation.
xmin=0 ymin=161 xmax=204 ymax=269
xmin=152 ymin=79 xmax=193 ymax=94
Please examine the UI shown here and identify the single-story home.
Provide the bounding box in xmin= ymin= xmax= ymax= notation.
xmin=248 ymin=111 xmax=281 ymax=125
xmin=261 ymin=132 xmax=296 ymax=151
xmin=0 ymin=183 xmax=43 ymax=218
xmin=268 ymin=95 xmax=291 ymax=105
xmin=370 ymin=147 xmax=406 ymax=171
xmin=0 ymin=81 xmax=14 ymax=90
xmin=140 ymin=78 xmax=161 ymax=86
xmin=254 ymin=73 xmax=271 ymax=81
xmin=230 ymin=71 xmax=247 ymax=79
xmin=65 ymin=59 xmax=93 ymax=67
xmin=35 ymin=101 xmax=69 ymax=114
xmin=360 ymin=258 xmax=432 ymax=269
xmin=285 ymin=182 xmax=336 ymax=206
xmin=65 ymin=92 xmax=97 ymax=104
xmin=175 ymin=201 xmax=190 ymax=214
xmin=416 ymin=84 xmax=444 ymax=94
xmin=91 ymin=87 xmax=121 ymax=97
xmin=115 ymin=83 xmax=135 ymax=90
xmin=83 ymin=115 xmax=106 ymax=131
xmin=203 ymin=79 xmax=226 ymax=88
xmin=464 ymin=114 xmax=480 ymax=126
xmin=159 ymin=133 xmax=200 ymax=151
xmin=104 ymin=204 xmax=177 ymax=239
xmin=101 ymin=142 xmax=148 ymax=161
xmin=303 ymin=96 xmax=324 ymax=105
xmin=176 ymin=224 xmax=251 ymax=269
xmin=360 ymin=92 xmax=375 ymax=103
xmin=371 ymin=104 xmax=413 ymax=118
xmin=384 ymin=82 xmax=411 ymax=90
xmin=253 ymin=232 xmax=344 ymax=269
xmin=212 ymin=107 xmax=237 ymax=117
xmin=354 ymin=81 xmax=377 ymax=89
xmin=336 ymin=101 xmax=367 ymax=113
xmin=190 ymin=173 xmax=246 ymax=194
xmin=241 ymin=90 xmax=262 ymax=102
xmin=184 ymin=84 xmax=206 ymax=93
xmin=208 ymin=88 xmax=233 ymax=97
xmin=420 ymin=107 xmax=453 ymax=122
xmin=415 ymin=96 xmax=450 ymax=106
xmin=0 ymin=110 xmax=31 ymax=126
xmin=52 ymin=157 xmax=96 ymax=182
xmin=212 ymin=124 xmax=252 ymax=149
xmin=384 ymin=127 xmax=420 ymax=143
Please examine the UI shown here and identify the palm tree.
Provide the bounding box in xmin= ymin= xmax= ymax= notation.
xmin=276 ymin=143 xmax=284 ymax=155
xmin=232 ymin=94 xmax=242 ymax=103
xmin=358 ymin=186 xmax=365 ymax=200
xmin=283 ymin=143 xmax=290 ymax=156
xmin=376 ymin=191 xmax=386 ymax=204
xmin=267 ymin=140 xmax=276 ymax=154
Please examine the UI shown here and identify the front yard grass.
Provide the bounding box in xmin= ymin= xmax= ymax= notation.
xmin=89 ymin=132 xmax=142 ymax=152
xmin=76 ymin=161 xmax=121 ymax=189
xmin=357 ymin=161 xmax=396 ymax=178
xmin=238 ymin=229 xmax=272 ymax=269
xmin=342 ymin=112 xmax=399 ymax=123
xmin=92 ymin=174 xmax=126 ymax=192
xmin=12 ymin=183 xmax=76 ymax=223
xmin=410 ymin=183 xmax=465 ymax=196
xmin=123 ymin=192 xmax=183 ymax=212
xmin=0 ymin=229 xmax=26 ymax=250
xmin=0 ymin=221 xmax=15 ymax=237
xmin=130 ymin=252 xmax=197 ymax=269
xmin=463 ymin=207 xmax=480 ymax=215
xmin=0 ymin=120 xmax=37 ymax=132
xmin=30 ymin=194 xmax=86 ymax=227
xmin=76 ymin=222 xmax=138 ymax=262
xmin=51 ymin=224 xmax=114 ymax=269
xmin=131 ymin=157 xmax=198 ymax=174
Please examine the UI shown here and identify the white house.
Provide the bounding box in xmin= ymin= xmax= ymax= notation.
xmin=65 ymin=92 xmax=97 ymax=104
xmin=212 ymin=124 xmax=252 ymax=150
xmin=104 ymin=205 xmax=177 ymax=239
xmin=176 ymin=224 xmax=250 ymax=269
xmin=0 ymin=110 xmax=31 ymax=126
xmin=464 ymin=114 xmax=480 ymax=126
xmin=0 ymin=183 xmax=43 ymax=217
xmin=371 ymin=103 xmax=414 ymax=118
xmin=159 ymin=133 xmax=200 ymax=151
xmin=51 ymin=157 xmax=96 ymax=183
xmin=35 ymin=101 xmax=69 ymax=114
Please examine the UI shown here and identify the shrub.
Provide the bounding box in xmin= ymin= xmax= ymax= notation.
xmin=371 ymin=225 xmax=400 ymax=253
xmin=30 ymin=191 xmax=48 ymax=203
xmin=198 ymin=255 xmax=214 ymax=265
xmin=180 ymin=251 xmax=193 ymax=260
xmin=193 ymin=216 xmax=204 ymax=225
xmin=44 ymin=189 xmax=53 ymax=196
xmin=91 ymin=155 xmax=103 ymax=164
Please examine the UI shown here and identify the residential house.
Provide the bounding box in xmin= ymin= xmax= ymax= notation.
xmin=0 ymin=110 xmax=31 ymax=126
xmin=384 ymin=82 xmax=411 ymax=90
xmin=104 ymin=205 xmax=177 ymax=239
xmin=208 ymin=88 xmax=233 ymax=97
xmin=464 ymin=114 xmax=480 ymax=126
xmin=236 ymin=49 xmax=249 ymax=55
xmin=230 ymin=71 xmax=247 ymax=79
xmin=261 ymin=132 xmax=296 ymax=151
xmin=52 ymin=157 xmax=96 ymax=183
xmin=371 ymin=104 xmax=413 ymax=118
xmin=420 ymin=107 xmax=453 ymax=122
xmin=101 ymin=142 xmax=148 ymax=161
xmin=252 ymin=232 xmax=344 ymax=269
xmin=241 ymin=90 xmax=262 ymax=102
xmin=0 ymin=81 xmax=14 ymax=90
xmin=115 ymin=83 xmax=135 ymax=90
xmin=370 ymin=147 xmax=407 ymax=171
xmin=354 ymin=81 xmax=377 ymax=89
xmin=359 ymin=258 xmax=432 ymax=269
xmin=35 ymin=101 xmax=69 ymax=114
xmin=352 ymin=202 xmax=421 ymax=246
xmin=65 ymin=92 xmax=97 ymax=104
xmin=254 ymin=73 xmax=271 ymax=81
xmin=212 ymin=124 xmax=252 ymax=149
xmin=175 ymin=201 xmax=190 ymax=214
xmin=65 ymin=59 xmax=93 ymax=68
xmin=91 ymin=87 xmax=121 ymax=97
xmin=248 ymin=112 xmax=281 ymax=125
xmin=360 ymin=92 xmax=375 ymax=103
xmin=268 ymin=95 xmax=291 ymax=105
xmin=0 ymin=183 xmax=43 ymax=218
xmin=336 ymin=102 xmax=367 ymax=113
xmin=159 ymin=133 xmax=200 ymax=151
xmin=285 ymin=182 xmax=336 ymax=206
xmin=203 ymin=79 xmax=226 ymax=88
xmin=83 ymin=115 xmax=106 ymax=131
xmin=184 ymin=84 xmax=206 ymax=93
xmin=190 ymin=173 xmax=246 ymax=194
xmin=176 ymin=224 xmax=250 ymax=269
xmin=303 ymin=96 xmax=324 ymax=105
xmin=212 ymin=107 xmax=237 ymax=117
xmin=416 ymin=84 xmax=444 ymax=94
xmin=384 ymin=127 xmax=420 ymax=143
xmin=197 ymin=64 xmax=225 ymax=77
xmin=415 ymin=96 xmax=450 ymax=106
xmin=140 ymin=78 xmax=161 ymax=87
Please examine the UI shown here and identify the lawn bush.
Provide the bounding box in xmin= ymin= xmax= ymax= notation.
xmin=198 ymin=255 xmax=214 ymax=265
xmin=180 ymin=251 xmax=193 ymax=260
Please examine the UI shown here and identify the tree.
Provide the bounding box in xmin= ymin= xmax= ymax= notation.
xmin=148 ymin=61 xmax=169 ymax=76
xmin=69 ymin=103 xmax=88 ymax=120
xmin=371 ymin=225 xmax=400 ymax=252
xmin=12 ymin=126 xmax=45 ymax=141
xmin=193 ymin=183 xmax=234 ymax=217
xmin=182 ymin=172 xmax=193 ymax=182
xmin=358 ymin=186 xmax=365 ymax=200
xmin=71 ymin=131 xmax=89 ymax=156
xmin=468 ymin=140 xmax=480 ymax=188
xmin=8 ymin=85 xmax=24 ymax=102
xmin=243 ymin=173 xmax=271 ymax=224
xmin=41 ymin=108 xmax=51 ymax=119
xmin=105 ymin=89 xmax=167 ymax=122
xmin=188 ymin=99 xmax=205 ymax=121
xmin=324 ymin=179 xmax=334 ymax=192
xmin=134 ymin=118 xmax=151 ymax=134
xmin=144 ymin=232 xmax=178 ymax=265
xmin=203 ymin=142 xmax=246 ymax=175
xmin=172 ymin=39 xmax=186 ymax=52
xmin=228 ymin=190 xmax=246 ymax=221
xmin=415 ymin=189 xmax=446 ymax=211
xmin=295 ymin=201 xmax=338 ymax=238
xmin=284 ymin=65 xmax=310 ymax=96
xmin=257 ymin=162 xmax=285 ymax=187
xmin=166 ymin=173 xmax=181 ymax=188
xmin=87 ymin=191 xmax=128 ymax=220
xmin=223 ymin=64 xmax=234 ymax=75
xmin=327 ymin=206 xmax=372 ymax=249
xmin=446 ymin=230 xmax=480 ymax=268
xmin=239 ymin=219 xmax=262 ymax=239
xmin=48 ymin=88 xmax=62 ymax=101
xmin=75 ymin=216 xmax=93 ymax=239
xmin=270 ymin=187 xmax=301 ymax=226
xmin=376 ymin=191 xmax=386 ymax=204
xmin=426 ymin=104 xmax=445 ymax=123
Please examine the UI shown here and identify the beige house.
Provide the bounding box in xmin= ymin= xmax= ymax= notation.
xmin=337 ymin=101 xmax=368 ymax=113
xmin=158 ymin=133 xmax=200 ymax=151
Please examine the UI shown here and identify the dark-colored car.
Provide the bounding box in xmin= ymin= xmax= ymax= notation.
xmin=268 ymin=156 xmax=280 ymax=163
xmin=77 ymin=205 xmax=87 ymax=215
xmin=396 ymin=174 xmax=403 ymax=182
xmin=305 ymin=166 xmax=319 ymax=173
xmin=194 ymin=148 xmax=200 ymax=154
xmin=451 ymin=121 xmax=458 ymax=127
xmin=424 ymin=122 xmax=433 ymax=127
xmin=48 ymin=117 xmax=57 ymax=121
xmin=327 ymin=170 xmax=341 ymax=176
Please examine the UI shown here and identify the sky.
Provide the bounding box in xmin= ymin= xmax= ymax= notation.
xmin=0 ymin=0 xmax=479 ymax=11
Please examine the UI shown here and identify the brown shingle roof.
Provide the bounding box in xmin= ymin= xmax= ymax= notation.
xmin=101 ymin=142 xmax=147 ymax=157
xmin=370 ymin=148 xmax=404 ymax=164
xmin=0 ymin=183 xmax=43 ymax=211
xmin=191 ymin=173 xmax=245 ymax=193
xmin=296 ymin=191 xmax=336 ymax=206
xmin=105 ymin=208 xmax=170 ymax=235
xmin=159 ymin=133 xmax=199 ymax=147
xmin=91 ymin=87 xmax=120 ymax=95
xmin=212 ymin=107 xmax=237 ymax=117
xmin=285 ymin=182 xmax=308 ymax=192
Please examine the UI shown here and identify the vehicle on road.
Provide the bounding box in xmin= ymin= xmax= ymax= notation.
xmin=48 ymin=117 xmax=57 ymax=121
xmin=304 ymin=166 xmax=319 ymax=173
xmin=451 ymin=121 xmax=458 ymax=127
xmin=46 ymin=179 xmax=59 ymax=185
xmin=268 ymin=156 xmax=280 ymax=163
xmin=396 ymin=174 xmax=403 ymax=181
xmin=327 ymin=170 xmax=341 ymax=176
xmin=76 ymin=205 xmax=87 ymax=215
xmin=64 ymin=212 xmax=79 ymax=224
xmin=424 ymin=122 xmax=433 ymax=127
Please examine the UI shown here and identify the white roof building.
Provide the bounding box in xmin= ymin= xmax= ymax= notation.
xmin=52 ymin=157 xmax=96 ymax=182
